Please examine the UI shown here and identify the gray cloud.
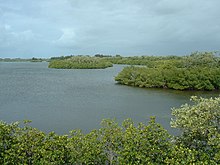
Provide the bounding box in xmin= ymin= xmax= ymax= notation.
xmin=0 ymin=0 xmax=220 ymax=58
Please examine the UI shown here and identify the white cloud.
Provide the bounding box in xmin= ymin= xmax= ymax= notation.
xmin=0 ymin=24 xmax=36 ymax=47
xmin=53 ymin=28 xmax=77 ymax=48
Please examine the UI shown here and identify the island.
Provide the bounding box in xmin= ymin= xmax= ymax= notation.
xmin=48 ymin=56 xmax=113 ymax=69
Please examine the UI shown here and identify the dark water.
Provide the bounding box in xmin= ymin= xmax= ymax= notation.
xmin=0 ymin=62 xmax=219 ymax=134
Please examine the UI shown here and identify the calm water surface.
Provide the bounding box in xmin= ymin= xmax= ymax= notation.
xmin=0 ymin=62 xmax=219 ymax=134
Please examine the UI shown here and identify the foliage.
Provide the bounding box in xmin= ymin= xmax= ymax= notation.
xmin=48 ymin=56 xmax=113 ymax=69
xmin=182 ymin=51 xmax=220 ymax=68
xmin=0 ymin=118 xmax=171 ymax=164
xmin=1 ymin=96 xmax=219 ymax=164
xmin=171 ymin=96 xmax=220 ymax=163
xmin=105 ymin=55 xmax=183 ymax=67
xmin=115 ymin=52 xmax=220 ymax=91
xmin=30 ymin=57 xmax=43 ymax=62
xmin=117 ymin=117 xmax=172 ymax=164
xmin=115 ymin=66 xmax=220 ymax=90
xmin=107 ymin=51 xmax=220 ymax=68
xmin=0 ymin=58 xmax=46 ymax=62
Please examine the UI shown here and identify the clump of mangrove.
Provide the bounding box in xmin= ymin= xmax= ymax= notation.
xmin=115 ymin=51 xmax=220 ymax=91
xmin=48 ymin=56 xmax=113 ymax=69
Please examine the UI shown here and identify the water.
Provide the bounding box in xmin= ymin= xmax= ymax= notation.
xmin=0 ymin=62 xmax=219 ymax=134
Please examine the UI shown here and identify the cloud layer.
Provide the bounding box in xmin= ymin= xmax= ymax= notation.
xmin=0 ymin=0 xmax=220 ymax=58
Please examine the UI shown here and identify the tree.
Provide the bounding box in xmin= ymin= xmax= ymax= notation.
xmin=118 ymin=117 xmax=172 ymax=164
xmin=171 ymin=96 xmax=220 ymax=162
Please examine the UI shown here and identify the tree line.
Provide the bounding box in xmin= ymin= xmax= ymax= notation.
xmin=1 ymin=96 xmax=219 ymax=164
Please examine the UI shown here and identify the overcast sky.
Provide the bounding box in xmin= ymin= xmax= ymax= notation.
xmin=0 ymin=0 xmax=220 ymax=58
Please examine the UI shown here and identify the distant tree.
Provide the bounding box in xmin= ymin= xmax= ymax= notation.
xmin=48 ymin=56 xmax=113 ymax=69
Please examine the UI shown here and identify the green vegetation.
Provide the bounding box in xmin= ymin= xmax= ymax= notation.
xmin=106 ymin=55 xmax=183 ymax=66
xmin=115 ymin=52 xmax=220 ymax=90
xmin=0 ymin=58 xmax=29 ymax=62
xmin=48 ymin=56 xmax=113 ymax=69
xmin=0 ymin=57 xmax=47 ymax=62
xmin=1 ymin=96 xmax=219 ymax=164
xmin=30 ymin=57 xmax=44 ymax=62
xmin=171 ymin=96 xmax=220 ymax=162
xmin=115 ymin=66 xmax=220 ymax=90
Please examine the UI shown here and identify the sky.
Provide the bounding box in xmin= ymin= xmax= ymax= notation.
xmin=0 ymin=0 xmax=220 ymax=58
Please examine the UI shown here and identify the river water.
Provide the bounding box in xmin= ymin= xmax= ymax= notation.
xmin=0 ymin=62 xmax=219 ymax=134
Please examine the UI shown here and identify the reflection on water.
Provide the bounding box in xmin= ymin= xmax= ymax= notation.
xmin=0 ymin=62 xmax=219 ymax=134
